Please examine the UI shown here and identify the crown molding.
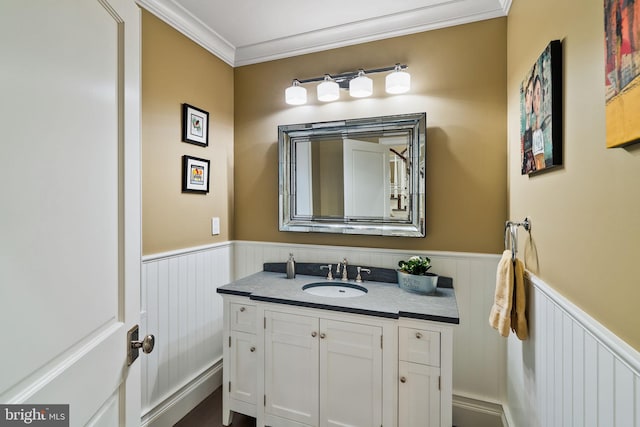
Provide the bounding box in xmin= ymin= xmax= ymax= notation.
xmin=136 ymin=0 xmax=235 ymax=66
xmin=234 ymin=5 xmax=507 ymax=66
xmin=138 ymin=0 xmax=509 ymax=67
xmin=499 ymin=0 xmax=512 ymax=14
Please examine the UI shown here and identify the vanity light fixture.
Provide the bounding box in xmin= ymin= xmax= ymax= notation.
xmin=317 ymin=75 xmax=340 ymax=102
xmin=385 ymin=64 xmax=411 ymax=94
xmin=284 ymin=64 xmax=410 ymax=105
xmin=285 ymin=79 xmax=307 ymax=105
xmin=349 ymin=70 xmax=373 ymax=98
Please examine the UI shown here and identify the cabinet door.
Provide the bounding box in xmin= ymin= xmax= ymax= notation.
xmin=320 ymin=319 xmax=382 ymax=427
xmin=229 ymin=331 xmax=257 ymax=404
xmin=265 ymin=311 xmax=319 ymax=426
xmin=398 ymin=361 xmax=440 ymax=427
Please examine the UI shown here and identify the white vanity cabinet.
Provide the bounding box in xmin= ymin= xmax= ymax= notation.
xmin=221 ymin=293 xmax=454 ymax=427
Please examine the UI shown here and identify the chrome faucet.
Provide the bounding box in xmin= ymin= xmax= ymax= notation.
xmin=340 ymin=258 xmax=349 ymax=281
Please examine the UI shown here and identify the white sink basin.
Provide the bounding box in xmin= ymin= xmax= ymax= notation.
xmin=302 ymin=282 xmax=367 ymax=298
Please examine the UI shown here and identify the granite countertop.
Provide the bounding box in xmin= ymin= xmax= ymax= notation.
xmin=216 ymin=271 xmax=460 ymax=324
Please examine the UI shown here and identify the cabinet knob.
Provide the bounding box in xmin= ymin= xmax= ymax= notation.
xmin=240 ymin=307 xmax=246 ymax=312
xmin=250 ymin=346 xmax=256 ymax=352
xmin=311 ymin=331 xmax=317 ymax=338
xmin=415 ymin=332 xmax=422 ymax=339
xmin=400 ymin=376 xmax=407 ymax=383
xmin=319 ymin=333 xmax=326 ymax=339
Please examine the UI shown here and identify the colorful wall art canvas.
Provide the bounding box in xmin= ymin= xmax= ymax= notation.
xmin=520 ymin=40 xmax=563 ymax=175
xmin=605 ymin=0 xmax=640 ymax=147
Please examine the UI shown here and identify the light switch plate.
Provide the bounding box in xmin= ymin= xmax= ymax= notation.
xmin=211 ymin=217 xmax=220 ymax=235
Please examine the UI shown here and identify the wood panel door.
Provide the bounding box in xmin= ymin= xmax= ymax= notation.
xmin=0 ymin=0 xmax=143 ymax=424
xmin=343 ymin=138 xmax=390 ymax=218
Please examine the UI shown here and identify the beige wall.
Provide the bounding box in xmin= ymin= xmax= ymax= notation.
xmin=142 ymin=11 xmax=234 ymax=255
xmin=234 ymin=18 xmax=508 ymax=253
xmin=508 ymin=1 xmax=640 ymax=350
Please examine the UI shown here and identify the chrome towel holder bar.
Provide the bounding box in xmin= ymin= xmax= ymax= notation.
xmin=504 ymin=218 xmax=531 ymax=262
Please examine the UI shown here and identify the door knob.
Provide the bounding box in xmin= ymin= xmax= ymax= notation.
xmin=311 ymin=331 xmax=317 ymax=337
xmin=400 ymin=376 xmax=407 ymax=383
xmin=319 ymin=333 xmax=326 ymax=339
xmin=250 ymin=346 xmax=256 ymax=352
xmin=127 ymin=325 xmax=155 ymax=366
xmin=132 ymin=334 xmax=155 ymax=354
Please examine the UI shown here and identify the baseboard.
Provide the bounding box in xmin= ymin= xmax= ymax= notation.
xmin=501 ymin=403 xmax=514 ymax=427
xmin=141 ymin=358 xmax=223 ymax=427
xmin=453 ymin=395 xmax=506 ymax=427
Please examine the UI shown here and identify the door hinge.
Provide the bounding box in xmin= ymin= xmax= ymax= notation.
xmin=264 ymin=395 xmax=266 ymax=406
xmin=229 ymin=336 xmax=231 ymax=347
xmin=380 ymin=335 xmax=383 ymax=349
xmin=229 ymin=382 xmax=231 ymax=392
xmin=264 ymin=317 xmax=266 ymax=329
xmin=438 ymin=376 xmax=441 ymax=390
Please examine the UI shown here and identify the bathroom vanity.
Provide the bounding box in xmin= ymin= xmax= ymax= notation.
xmin=217 ymin=271 xmax=459 ymax=427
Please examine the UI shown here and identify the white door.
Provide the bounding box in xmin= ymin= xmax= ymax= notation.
xmin=264 ymin=311 xmax=319 ymax=426
xmin=319 ymin=319 xmax=382 ymax=427
xmin=0 ymin=1 xmax=143 ymax=425
xmin=343 ymin=138 xmax=390 ymax=218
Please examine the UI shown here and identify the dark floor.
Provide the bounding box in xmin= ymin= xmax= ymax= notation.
xmin=174 ymin=387 xmax=256 ymax=427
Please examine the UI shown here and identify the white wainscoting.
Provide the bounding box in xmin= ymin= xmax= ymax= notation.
xmin=139 ymin=240 xmax=640 ymax=426
xmin=505 ymin=272 xmax=640 ymax=427
xmin=234 ymin=240 xmax=506 ymax=406
xmin=140 ymin=243 xmax=232 ymax=426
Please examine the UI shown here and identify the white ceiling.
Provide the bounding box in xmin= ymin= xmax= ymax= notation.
xmin=137 ymin=0 xmax=511 ymax=67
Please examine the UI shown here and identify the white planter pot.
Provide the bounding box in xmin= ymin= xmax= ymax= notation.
xmin=397 ymin=270 xmax=438 ymax=295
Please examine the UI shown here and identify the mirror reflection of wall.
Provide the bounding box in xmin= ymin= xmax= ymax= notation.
xmin=312 ymin=138 xmax=344 ymax=217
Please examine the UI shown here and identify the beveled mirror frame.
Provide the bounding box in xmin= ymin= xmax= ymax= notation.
xmin=278 ymin=112 xmax=426 ymax=237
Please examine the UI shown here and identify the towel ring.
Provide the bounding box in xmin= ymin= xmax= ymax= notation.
xmin=504 ymin=218 xmax=531 ymax=262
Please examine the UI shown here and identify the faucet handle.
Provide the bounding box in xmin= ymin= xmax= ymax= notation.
xmin=320 ymin=264 xmax=334 ymax=280
xmin=355 ymin=267 xmax=371 ymax=283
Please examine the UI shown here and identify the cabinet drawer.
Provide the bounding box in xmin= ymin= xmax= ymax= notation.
xmin=230 ymin=302 xmax=257 ymax=333
xmin=399 ymin=327 xmax=440 ymax=367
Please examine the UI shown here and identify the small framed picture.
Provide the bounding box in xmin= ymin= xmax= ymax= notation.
xmin=182 ymin=103 xmax=209 ymax=146
xmin=182 ymin=155 xmax=210 ymax=194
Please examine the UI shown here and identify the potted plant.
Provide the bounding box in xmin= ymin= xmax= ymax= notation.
xmin=397 ymin=256 xmax=438 ymax=295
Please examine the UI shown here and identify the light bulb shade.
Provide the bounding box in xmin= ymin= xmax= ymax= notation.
xmin=285 ymin=81 xmax=307 ymax=105
xmin=317 ymin=79 xmax=339 ymax=102
xmin=349 ymin=72 xmax=373 ymax=98
xmin=386 ymin=69 xmax=411 ymax=94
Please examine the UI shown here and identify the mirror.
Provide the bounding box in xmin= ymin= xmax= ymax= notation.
xmin=278 ymin=113 xmax=426 ymax=237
